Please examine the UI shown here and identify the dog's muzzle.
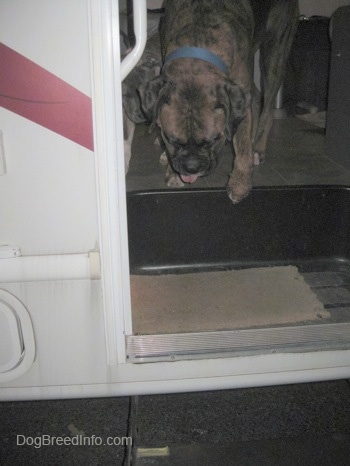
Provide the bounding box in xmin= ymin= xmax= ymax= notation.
xmin=171 ymin=149 xmax=218 ymax=183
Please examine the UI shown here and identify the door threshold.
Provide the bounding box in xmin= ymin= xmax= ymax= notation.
xmin=126 ymin=322 xmax=350 ymax=363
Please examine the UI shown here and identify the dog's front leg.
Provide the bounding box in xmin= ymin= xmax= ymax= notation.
xmin=227 ymin=107 xmax=254 ymax=204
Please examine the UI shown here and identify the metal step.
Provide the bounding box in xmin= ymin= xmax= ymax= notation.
xmin=126 ymin=322 xmax=350 ymax=363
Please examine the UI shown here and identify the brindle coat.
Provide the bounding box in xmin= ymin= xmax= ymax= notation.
xmin=141 ymin=0 xmax=299 ymax=202
xmin=122 ymin=32 xmax=162 ymax=173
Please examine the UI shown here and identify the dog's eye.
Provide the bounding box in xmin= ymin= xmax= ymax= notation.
xmin=214 ymin=104 xmax=225 ymax=111
xmin=195 ymin=135 xmax=222 ymax=148
xmin=197 ymin=139 xmax=213 ymax=149
xmin=164 ymin=135 xmax=183 ymax=148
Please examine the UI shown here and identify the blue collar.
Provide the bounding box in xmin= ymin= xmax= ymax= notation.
xmin=163 ymin=46 xmax=229 ymax=76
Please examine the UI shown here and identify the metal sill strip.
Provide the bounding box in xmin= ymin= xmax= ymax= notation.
xmin=126 ymin=322 xmax=350 ymax=363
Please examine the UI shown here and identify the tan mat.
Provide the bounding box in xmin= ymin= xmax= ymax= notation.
xmin=130 ymin=266 xmax=329 ymax=334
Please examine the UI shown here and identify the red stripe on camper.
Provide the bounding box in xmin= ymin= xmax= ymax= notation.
xmin=0 ymin=43 xmax=93 ymax=151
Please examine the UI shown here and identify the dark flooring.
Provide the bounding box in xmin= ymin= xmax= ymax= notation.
xmin=1 ymin=381 xmax=350 ymax=465
xmin=126 ymin=116 xmax=350 ymax=192
xmin=2 ymin=116 xmax=350 ymax=465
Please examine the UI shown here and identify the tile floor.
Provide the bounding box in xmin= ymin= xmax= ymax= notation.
xmin=126 ymin=117 xmax=350 ymax=192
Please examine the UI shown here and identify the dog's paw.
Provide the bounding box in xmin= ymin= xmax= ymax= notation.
xmin=227 ymin=170 xmax=252 ymax=204
xmin=159 ymin=151 xmax=168 ymax=166
xmin=253 ymin=151 xmax=265 ymax=166
xmin=253 ymin=152 xmax=260 ymax=166
xmin=166 ymin=173 xmax=185 ymax=188
xmin=165 ymin=164 xmax=184 ymax=188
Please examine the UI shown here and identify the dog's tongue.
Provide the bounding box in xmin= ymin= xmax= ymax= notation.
xmin=180 ymin=174 xmax=199 ymax=184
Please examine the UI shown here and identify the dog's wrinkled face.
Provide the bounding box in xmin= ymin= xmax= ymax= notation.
xmin=141 ymin=71 xmax=246 ymax=183
xmin=159 ymin=82 xmax=228 ymax=183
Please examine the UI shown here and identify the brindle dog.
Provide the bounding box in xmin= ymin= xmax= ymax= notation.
xmin=122 ymin=32 xmax=162 ymax=173
xmin=141 ymin=0 xmax=299 ymax=203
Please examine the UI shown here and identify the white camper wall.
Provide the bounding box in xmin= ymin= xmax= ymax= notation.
xmin=0 ymin=0 xmax=108 ymax=395
xmin=0 ymin=0 xmax=98 ymax=255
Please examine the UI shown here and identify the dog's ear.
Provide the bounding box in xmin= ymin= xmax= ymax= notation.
xmin=122 ymin=61 xmax=162 ymax=124
xmin=139 ymin=76 xmax=172 ymax=131
xmin=123 ymin=88 xmax=148 ymax=124
xmin=217 ymin=82 xmax=246 ymax=140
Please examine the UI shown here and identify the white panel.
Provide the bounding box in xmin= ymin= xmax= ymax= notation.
xmin=0 ymin=130 xmax=6 ymax=175
xmin=0 ymin=0 xmax=91 ymax=94
xmin=0 ymin=0 xmax=99 ymax=255
xmin=0 ymin=110 xmax=99 ymax=255
xmin=0 ymin=289 xmax=35 ymax=383
xmin=0 ymin=281 xmax=107 ymax=388
xmin=0 ymin=303 xmax=23 ymax=372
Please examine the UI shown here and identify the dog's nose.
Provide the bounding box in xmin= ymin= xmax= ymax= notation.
xmin=184 ymin=157 xmax=201 ymax=174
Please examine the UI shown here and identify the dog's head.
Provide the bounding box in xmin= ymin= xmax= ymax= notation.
xmin=140 ymin=72 xmax=246 ymax=183
xmin=122 ymin=58 xmax=161 ymax=124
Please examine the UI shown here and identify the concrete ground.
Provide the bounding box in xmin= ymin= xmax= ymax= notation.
xmin=1 ymin=380 xmax=350 ymax=465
